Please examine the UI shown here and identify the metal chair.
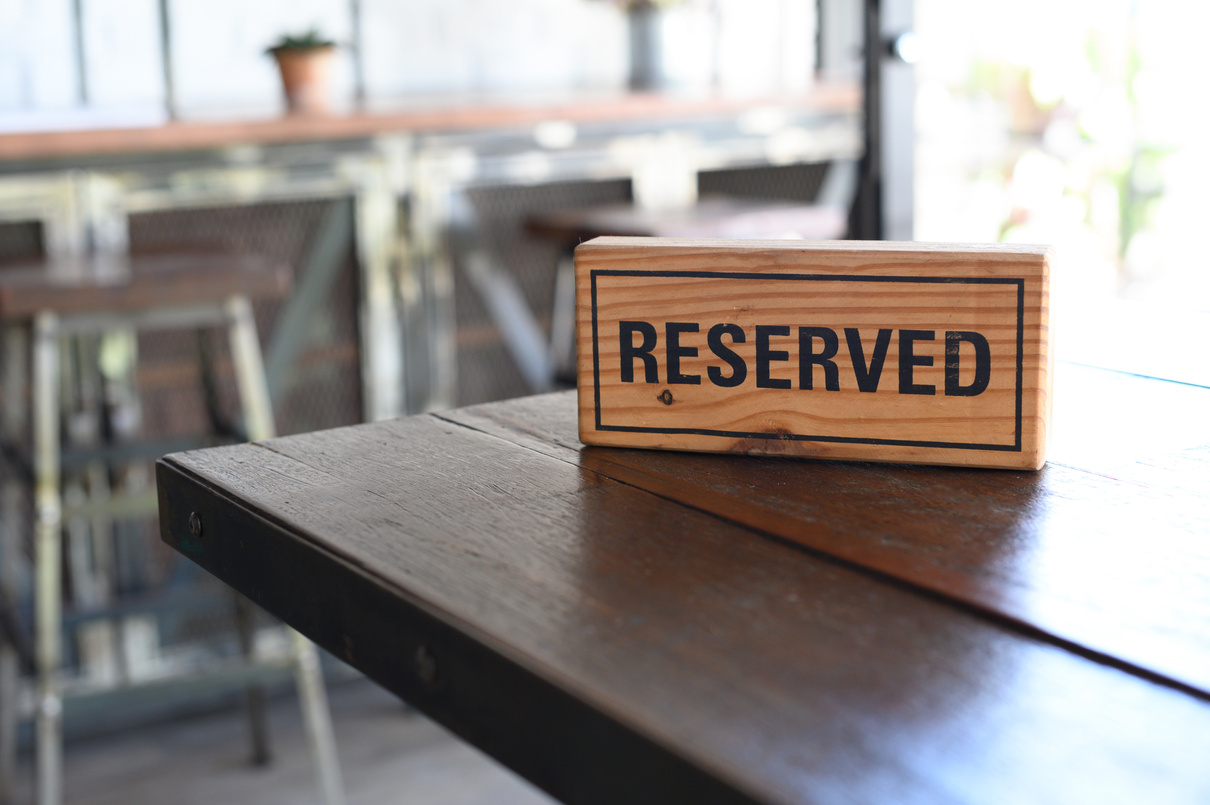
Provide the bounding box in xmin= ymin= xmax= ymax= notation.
xmin=523 ymin=161 xmax=858 ymax=384
xmin=0 ymin=252 xmax=344 ymax=805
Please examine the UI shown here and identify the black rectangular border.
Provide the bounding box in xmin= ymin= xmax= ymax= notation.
xmin=591 ymin=269 xmax=1025 ymax=453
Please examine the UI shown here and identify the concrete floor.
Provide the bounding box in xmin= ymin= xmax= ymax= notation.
xmin=11 ymin=678 xmax=556 ymax=805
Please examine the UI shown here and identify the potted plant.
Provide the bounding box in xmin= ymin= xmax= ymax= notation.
xmin=266 ymin=28 xmax=337 ymax=116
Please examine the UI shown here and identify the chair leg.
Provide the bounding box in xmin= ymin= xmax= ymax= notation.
xmin=196 ymin=305 xmax=273 ymax=768
xmin=0 ymin=324 xmax=28 ymax=805
xmin=0 ymin=644 xmax=14 ymax=805
xmin=224 ymin=295 xmax=345 ymax=805
xmin=224 ymin=297 xmax=274 ymax=444
xmin=32 ymin=313 xmax=62 ymax=805
xmin=291 ymin=630 xmax=344 ymax=805
xmin=194 ymin=329 xmax=235 ymax=439
xmin=232 ymin=595 xmax=271 ymax=766
xmin=549 ymin=254 xmax=577 ymax=383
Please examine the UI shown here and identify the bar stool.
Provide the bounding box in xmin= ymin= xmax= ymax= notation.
xmin=0 ymin=253 xmax=344 ymax=805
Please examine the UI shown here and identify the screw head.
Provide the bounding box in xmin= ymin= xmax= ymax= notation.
xmin=414 ymin=645 xmax=438 ymax=687
xmin=189 ymin=511 xmax=203 ymax=537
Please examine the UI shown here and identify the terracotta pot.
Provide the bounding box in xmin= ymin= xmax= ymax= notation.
xmin=271 ymin=46 xmax=334 ymax=116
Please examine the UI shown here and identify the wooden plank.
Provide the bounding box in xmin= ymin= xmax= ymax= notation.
xmin=439 ymin=364 xmax=1210 ymax=697
xmin=159 ymin=414 xmax=1210 ymax=804
xmin=575 ymin=237 xmax=1051 ymax=470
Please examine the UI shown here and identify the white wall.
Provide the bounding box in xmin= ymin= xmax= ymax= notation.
xmin=171 ymin=0 xmax=355 ymax=116
xmin=82 ymin=0 xmax=164 ymax=108
xmin=0 ymin=0 xmax=80 ymax=111
xmin=0 ymin=0 xmax=815 ymax=126
xmin=361 ymin=0 xmax=627 ymax=97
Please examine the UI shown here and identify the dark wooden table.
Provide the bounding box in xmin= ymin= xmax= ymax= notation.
xmin=156 ymin=358 xmax=1210 ymax=804
xmin=0 ymin=253 xmax=290 ymax=320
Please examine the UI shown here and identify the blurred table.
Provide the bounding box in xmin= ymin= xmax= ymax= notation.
xmin=156 ymin=352 xmax=1210 ymax=804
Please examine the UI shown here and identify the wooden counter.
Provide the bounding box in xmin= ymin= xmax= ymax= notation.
xmin=0 ymin=85 xmax=860 ymax=164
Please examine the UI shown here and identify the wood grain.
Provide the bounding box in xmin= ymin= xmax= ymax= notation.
xmin=159 ymin=410 xmax=1210 ymax=804
xmin=575 ymin=237 xmax=1051 ymax=469
xmin=440 ymin=363 xmax=1210 ymax=697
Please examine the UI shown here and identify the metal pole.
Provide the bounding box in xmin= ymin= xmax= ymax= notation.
xmin=33 ymin=313 xmax=62 ymax=805
xmin=71 ymin=0 xmax=88 ymax=105
xmin=350 ymin=0 xmax=366 ymax=109
xmin=0 ymin=324 xmax=29 ymax=805
xmin=225 ymin=296 xmax=345 ymax=805
xmin=853 ymin=0 xmax=883 ymax=240
xmin=158 ymin=0 xmax=177 ymax=120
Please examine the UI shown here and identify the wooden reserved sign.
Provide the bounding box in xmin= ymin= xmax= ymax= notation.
xmin=575 ymin=237 xmax=1052 ymax=470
